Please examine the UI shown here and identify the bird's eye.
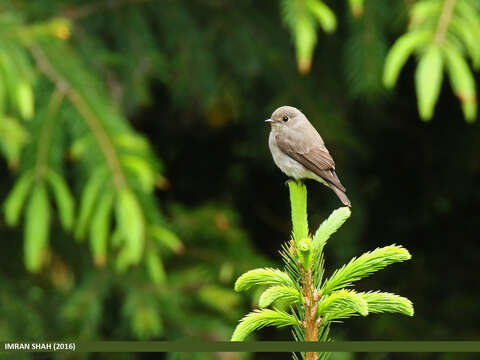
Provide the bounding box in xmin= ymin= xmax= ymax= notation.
xmin=282 ymin=116 xmax=289 ymax=122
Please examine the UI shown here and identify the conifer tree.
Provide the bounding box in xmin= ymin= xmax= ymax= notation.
xmin=232 ymin=182 xmax=413 ymax=360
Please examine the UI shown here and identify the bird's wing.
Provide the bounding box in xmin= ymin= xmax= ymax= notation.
xmin=275 ymin=133 xmax=346 ymax=192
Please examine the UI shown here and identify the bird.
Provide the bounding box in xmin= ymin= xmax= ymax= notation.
xmin=265 ymin=105 xmax=351 ymax=207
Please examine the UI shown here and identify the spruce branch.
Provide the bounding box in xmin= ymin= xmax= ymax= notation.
xmin=74 ymin=167 xmax=109 ymax=240
xmin=46 ymin=168 xmax=75 ymax=231
xmin=280 ymin=0 xmax=337 ymax=74
xmin=288 ymin=180 xmax=309 ymax=243
xmin=317 ymin=289 xmax=368 ymax=321
xmin=231 ymin=309 xmax=299 ymax=341
xmin=29 ymin=44 xmax=127 ymax=188
xmin=360 ymin=291 xmax=414 ymax=316
xmin=312 ymin=206 xmax=351 ymax=252
xmin=4 ymin=170 xmax=34 ymax=226
xmin=259 ymin=285 xmax=303 ymax=308
xmin=0 ymin=116 xmax=29 ymax=169
xmin=321 ymin=245 xmax=411 ymax=295
xmin=232 ymin=181 xmax=413 ymax=359
xmin=34 ymin=89 xmax=64 ymax=179
xmin=301 ymin=262 xmax=318 ymax=360
xmin=24 ymin=40 xmax=166 ymax=272
xmin=320 ymin=291 xmax=414 ymax=322
xmin=434 ymin=0 xmax=457 ymax=44
xmin=234 ymin=268 xmax=295 ymax=292
xmin=383 ymin=0 xmax=480 ymax=122
xmin=4 ymin=81 xmax=75 ymax=272
xmin=24 ymin=182 xmax=50 ymax=272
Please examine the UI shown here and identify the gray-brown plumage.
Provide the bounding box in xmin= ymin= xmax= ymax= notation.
xmin=266 ymin=106 xmax=351 ymax=207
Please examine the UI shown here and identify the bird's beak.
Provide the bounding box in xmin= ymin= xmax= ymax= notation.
xmin=265 ymin=118 xmax=273 ymax=123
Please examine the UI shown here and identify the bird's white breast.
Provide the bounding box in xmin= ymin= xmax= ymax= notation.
xmin=268 ymin=131 xmax=329 ymax=187
xmin=269 ymin=131 xmax=308 ymax=179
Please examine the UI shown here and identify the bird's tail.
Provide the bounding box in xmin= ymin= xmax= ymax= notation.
xmin=330 ymin=185 xmax=351 ymax=207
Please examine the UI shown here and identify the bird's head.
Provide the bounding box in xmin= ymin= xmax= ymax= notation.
xmin=265 ymin=106 xmax=304 ymax=129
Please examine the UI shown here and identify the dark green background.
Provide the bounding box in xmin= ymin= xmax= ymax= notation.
xmin=1 ymin=1 xmax=479 ymax=360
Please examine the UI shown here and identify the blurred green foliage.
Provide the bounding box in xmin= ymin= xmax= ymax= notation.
xmin=0 ymin=0 xmax=479 ymax=360
xmin=383 ymin=0 xmax=480 ymax=121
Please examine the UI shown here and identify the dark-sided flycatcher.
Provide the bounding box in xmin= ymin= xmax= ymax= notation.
xmin=266 ymin=106 xmax=351 ymax=207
